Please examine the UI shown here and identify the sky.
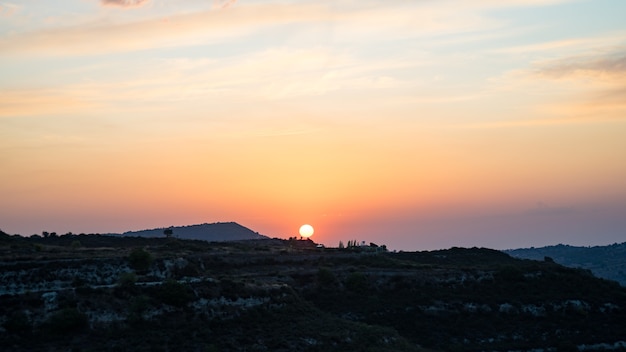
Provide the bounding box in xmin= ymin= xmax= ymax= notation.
xmin=1 ymin=0 xmax=625 ymax=250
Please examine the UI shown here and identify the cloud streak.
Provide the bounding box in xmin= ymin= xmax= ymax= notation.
xmin=481 ymin=42 xmax=626 ymax=126
xmin=532 ymin=48 xmax=626 ymax=121
xmin=100 ymin=0 xmax=149 ymax=8
xmin=213 ymin=0 xmax=237 ymax=10
xmin=1 ymin=0 xmax=570 ymax=58
xmin=0 ymin=3 xmax=330 ymax=56
xmin=0 ymin=45 xmax=413 ymax=119
xmin=0 ymin=89 xmax=96 ymax=117
xmin=535 ymin=49 xmax=626 ymax=79
xmin=0 ymin=2 xmax=18 ymax=17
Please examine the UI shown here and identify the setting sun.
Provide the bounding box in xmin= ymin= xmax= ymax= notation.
xmin=299 ymin=224 xmax=314 ymax=238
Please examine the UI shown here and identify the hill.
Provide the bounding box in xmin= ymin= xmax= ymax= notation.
xmin=1 ymin=236 xmax=626 ymax=351
xmin=120 ymin=222 xmax=268 ymax=242
xmin=505 ymin=242 xmax=626 ymax=286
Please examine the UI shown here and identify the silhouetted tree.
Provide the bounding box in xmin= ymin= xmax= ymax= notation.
xmin=164 ymin=228 xmax=174 ymax=238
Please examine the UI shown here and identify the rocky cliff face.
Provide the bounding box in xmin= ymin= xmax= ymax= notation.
xmin=1 ymin=236 xmax=625 ymax=352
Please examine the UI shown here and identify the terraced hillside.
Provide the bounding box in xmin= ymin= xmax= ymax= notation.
xmin=1 ymin=232 xmax=625 ymax=351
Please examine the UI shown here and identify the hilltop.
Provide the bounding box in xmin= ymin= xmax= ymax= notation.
xmin=119 ymin=222 xmax=268 ymax=242
xmin=505 ymin=242 xmax=626 ymax=286
xmin=1 ymin=234 xmax=625 ymax=351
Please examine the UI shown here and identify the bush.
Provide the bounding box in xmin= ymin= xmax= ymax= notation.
xmin=345 ymin=272 xmax=368 ymax=292
xmin=127 ymin=295 xmax=151 ymax=326
xmin=128 ymin=248 xmax=154 ymax=272
xmin=495 ymin=265 xmax=525 ymax=282
xmin=157 ymin=279 xmax=192 ymax=307
xmin=317 ymin=268 xmax=337 ymax=288
xmin=3 ymin=311 xmax=32 ymax=335
xmin=118 ymin=271 xmax=138 ymax=289
xmin=43 ymin=308 xmax=88 ymax=334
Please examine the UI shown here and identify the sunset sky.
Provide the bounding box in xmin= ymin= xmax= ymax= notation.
xmin=1 ymin=0 xmax=625 ymax=250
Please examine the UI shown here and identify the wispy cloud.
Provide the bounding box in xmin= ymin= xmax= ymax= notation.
xmin=474 ymin=0 xmax=575 ymax=8
xmin=480 ymin=41 xmax=626 ymax=126
xmin=254 ymin=126 xmax=319 ymax=138
xmin=213 ymin=0 xmax=237 ymax=10
xmin=0 ymin=3 xmax=329 ymax=56
xmin=0 ymin=89 xmax=97 ymax=117
xmin=534 ymin=49 xmax=626 ymax=79
xmin=0 ymin=44 xmax=414 ymax=118
xmin=100 ymin=0 xmax=149 ymax=8
xmin=1 ymin=0 xmax=574 ymax=58
xmin=532 ymin=48 xmax=626 ymax=120
xmin=0 ymin=1 xmax=18 ymax=17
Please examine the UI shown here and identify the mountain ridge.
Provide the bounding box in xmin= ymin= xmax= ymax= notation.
xmin=505 ymin=242 xmax=626 ymax=286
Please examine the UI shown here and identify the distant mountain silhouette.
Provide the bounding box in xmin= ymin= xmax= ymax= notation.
xmin=505 ymin=242 xmax=626 ymax=286
xmin=121 ymin=222 xmax=268 ymax=242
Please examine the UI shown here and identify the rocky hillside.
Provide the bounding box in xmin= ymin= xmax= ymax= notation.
xmin=505 ymin=243 xmax=626 ymax=286
xmin=120 ymin=222 xmax=268 ymax=242
xmin=1 ymin=233 xmax=626 ymax=351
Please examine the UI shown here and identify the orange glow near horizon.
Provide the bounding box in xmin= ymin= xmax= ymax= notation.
xmin=1 ymin=1 xmax=626 ymax=250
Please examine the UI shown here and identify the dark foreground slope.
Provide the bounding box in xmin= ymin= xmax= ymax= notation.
xmin=1 ymin=233 xmax=625 ymax=351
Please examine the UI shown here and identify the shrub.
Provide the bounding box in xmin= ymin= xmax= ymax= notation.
xmin=128 ymin=248 xmax=154 ymax=272
xmin=495 ymin=265 xmax=525 ymax=282
xmin=157 ymin=279 xmax=192 ymax=307
xmin=317 ymin=268 xmax=337 ymax=288
xmin=43 ymin=308 xmax=88 ymax=334
xmin=3 ymin=311 xmax=32 ymax=335
xmin=127 ymin=295 xmax=151 ymax=326
xmin=118 ymin=271 xmax=138 ymax=288
xmin=345 ymin=272 xmax=368 ymax=292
